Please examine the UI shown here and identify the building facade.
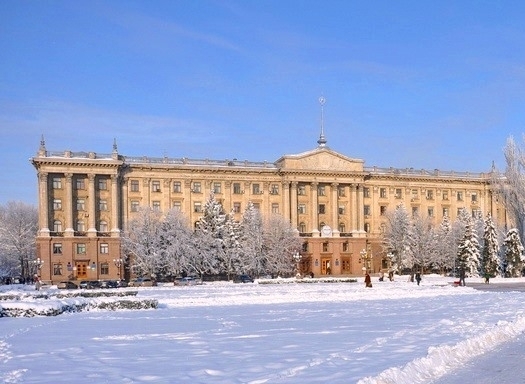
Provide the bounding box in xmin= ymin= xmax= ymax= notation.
xmin=31 ymin=137 xmax=504 ymax=284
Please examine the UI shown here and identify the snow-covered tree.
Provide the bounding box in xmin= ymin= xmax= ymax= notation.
xmin=239 ymin=201 xmax=264 ymax=276
xmin=121 ymin=207 xmax=163 ymax=278
xmin=220 ymin=210 xmax=242 ymax=279
xmin=382 ymin=203 xmax=411 ymax=271
xmin=407 ymin=214 xmax=436 ymax=272
xmin=492 ymin=136 xmax=525 ymax=242
xmin=456 ymin=215 xmax=481 ymax=277
xmin=481 ymin=214 xmax=500 ymax=278
xmin=192 ymin=193 xmax=226 ymax=276
xmin=0 ymin=202 xmax=38 ymax=280
xmin=262 ymin=214 xmax=302 ymax=277
xmin=503 ymin=228 xmax=525 ymax=277
xmin=159 ymin=208 xmax=194 ymax=279
xmin=434 ymin=215 xmax=455 ymax=274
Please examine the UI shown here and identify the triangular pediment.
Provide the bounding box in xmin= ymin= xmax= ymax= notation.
xmin=276 ymin=147 xmax=364 ymax=173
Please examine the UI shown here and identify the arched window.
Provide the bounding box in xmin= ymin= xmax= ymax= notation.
xmin=53 ymin=220 xmax=62 ymax=232
xmin=76 ymin=220 xmax=85 ymax=232
xmin=299 ymin=222 xmax=306 ymax=233
xmin=319 ymin=222 xmax=325 ymax=231
xmin=99 ymin=220 xmax=108 ymax=232
xmin=339 ymin=223 xmax=345 ymax=233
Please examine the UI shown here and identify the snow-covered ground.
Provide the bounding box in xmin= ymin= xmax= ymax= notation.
xmin=1 ymin=275 xmax=525 ymax=384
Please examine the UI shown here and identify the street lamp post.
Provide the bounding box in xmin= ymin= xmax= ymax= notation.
xmin=359 ymin=245 xmax=373 ymax=274
xmin=293 ymin=251 xmax=302 ymax=278
xmin=113 ymin=258 xmax=123 ymax=279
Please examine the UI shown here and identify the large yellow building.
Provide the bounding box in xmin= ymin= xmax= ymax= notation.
xmin=31 ymin=135 xmax=502 ymax=284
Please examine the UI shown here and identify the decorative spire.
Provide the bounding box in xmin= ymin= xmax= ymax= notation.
xmin=317 ymin=96 xmax=327 ymax=148
xmin=112 ymin=138 xmax=119 ymax=160
xmin=38 ymin=134 xmax=47 ymax=156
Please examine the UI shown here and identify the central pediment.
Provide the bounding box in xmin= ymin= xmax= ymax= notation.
xmin=275 ymin=147 xmax=364 ymax=173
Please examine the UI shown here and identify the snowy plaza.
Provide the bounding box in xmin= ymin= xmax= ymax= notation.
xmin=2 ymin=275 xmax=525 ymax=384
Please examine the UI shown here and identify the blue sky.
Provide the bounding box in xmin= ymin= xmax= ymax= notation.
xmin=2 ymin=1 xmax=525 ymax=205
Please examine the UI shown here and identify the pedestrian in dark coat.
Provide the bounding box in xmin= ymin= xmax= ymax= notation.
xmin=415 ymin=272 xmax=422 ymax=286
xmin=364 ymin=272 xmax=372 ymax=288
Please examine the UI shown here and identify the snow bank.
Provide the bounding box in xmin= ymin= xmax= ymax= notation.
xmin=358 ymin=315 xmax=525 ymax=384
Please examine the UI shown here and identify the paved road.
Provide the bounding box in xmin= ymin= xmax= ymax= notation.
xmin=432 ymin=283 xmax=525 ymax=384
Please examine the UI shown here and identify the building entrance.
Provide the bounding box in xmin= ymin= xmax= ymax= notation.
xmin=76 ymin=262 xmax=88 ymax=279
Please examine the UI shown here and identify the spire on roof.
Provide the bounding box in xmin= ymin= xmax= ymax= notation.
xmin=317 ymin=96 xmax=328 ymax=148
xmin=112 ymin=138 xmax=119 ymax=160
xmin=38 ymin=134 xmax=47 ymax=156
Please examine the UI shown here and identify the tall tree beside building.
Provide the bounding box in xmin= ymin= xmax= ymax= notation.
xmin=481 ymin=214 xmax=501 ymax=278
xmin=407 ymin=213 xmax=436 ymax=272
xmin=434 ymin=215 xmax=455 ymax=274
xmin=493 ymin=136 xmax=525 ymax=242
xmin=382 ymin=203 xmax=411 ymax=272
xmin=0 ymin=202 xmax=38 ymax=280
xmin=262 ymin=214 xmax=302 ymax=277
xmin=239 ymin=201 xmax=265 ymax=277
xmin=121 ymin=207 xmax=163 ymax=279
xmin=220 ymin=210 xmax=242 ymax=280
xmin=503 ymin=228 xmax=524 ymax=277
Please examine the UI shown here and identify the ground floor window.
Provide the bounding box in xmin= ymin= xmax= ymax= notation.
xmin=53 ymin=263 xmax=63 ymax=276
xmin=100 ymin=262 xmax=109 ymax=275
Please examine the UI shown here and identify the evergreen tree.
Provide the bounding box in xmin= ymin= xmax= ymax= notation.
xmin=434 ymin=215 xmax=454 ymax=274
xmin=481 ymin=214 xmax=500 ymax=278
xmin=503 ymin=228 xmax=525 ymax=277
xmin=456 ymin=215 xmax=481 ymax=277
xmin=221 ymin=210 xmax=242 ymax=279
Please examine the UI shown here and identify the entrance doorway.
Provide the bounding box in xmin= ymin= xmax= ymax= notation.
xmin=321 ymin=259 xmax=332 ymax=275
xmin=76 ymin=262 xmax=88 ymax=279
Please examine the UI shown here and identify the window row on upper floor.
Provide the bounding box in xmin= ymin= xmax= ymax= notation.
xmin=363 ymin=187 xmax=481 ymax=203
xmin=50 ymin=175 xmax=112 ymax=191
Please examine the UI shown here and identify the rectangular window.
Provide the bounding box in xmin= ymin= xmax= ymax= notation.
xmin=364 ymin=205 xmax=371 ymax=216
xmin=395 ymin=189 xmax=402 ymax=199
xmin=152 ymin=180 xmax=161 ymax=192
xmin=233 ymin=202 xmax=241 ymax=213
xmin=270 ymin=184 xmax=279 ymax=195
xmin=380 ymin=188 xmax=387 ymax=198
xmin=100 ymin=243 xmax=109 ymax=254
xmin=52 ymin=177 xmax=62 ymax=189
xmin=322 ymin=242 xmax=329 ymax=252
xmin=100 ymin=262 xmax=109 ymax=275
xmin=442 ymin=191 xmax=449 ymax=200
xmin=318 ymin=204 xmax=326 ymax=214
xmin=298 ymin=185 xmax=306 ymax=195
xmin=76 ymin=199 xmax=85 ymax=211
xmin=76 ymin=178 xmax=85 ymax=190
xmin=443 ymin=207 xmax=449 ymax=217
xmin=173 ymin=181 xmax=181 ymax=193
xmin=252 ymin=203 xmax=260 ymax=210
xmin=363 ymin=187 xmax=370 ymax=198
xmin=412 ymin=206 xmax=419 ymax=217
xmin=428 ymin=207 xmax=434 ymax=217
xmin=411 ymin=189 xmax=419 ymax=200
xmin=194 ymin=202 xmax=202 ymax=213
xmin=131 ymin=180 xmax=140 ymax=192
xmin=233 ymin=183 xmax=242 ymax=194
xmin=76 ymin=243 xmax=86 ymax=254
xmin=131 ymin=200 xmax=140 ymax=212
xmin=471 ymin=193 xmax=478 ymax=203
xmin=152 ymin=201 xmax=161 ymax=211
xmin=213 ymin=182 xmax=222 ymax=194
xmin=53 ymin=243 xmax=62 ymax=254
xmin=99 ymin=199 xmax=108 ymax=211
xmin=271 ymin=203 xmax=279 ymax=214
xmin=364 ymin=223 xmax=370 ymax=233
xmin=99 ymin=221 xmax=108 ymax=232
xmin=173 ymin=201 xmax=181 ymax=211
xmin=98 ymin=178 xmax=108 ymax=190
xmin=338 ymin=205 xmax=345 ymax=215
xmin=380 ymin=206 xmax=387 ymax=215
xmin=252 ymin=183 xmax=260 ymax=195
xmin=298 ymin=204 xmax=306 ymax=214
xmin=342 ymin=242 xmax=349 ymax=252
xmin=53 ymin=199 xmax=62 ymax=210
xmin=426 ymin=190 xmax=434 ymax=200
xmin=338 ymin=186 xmax=345 ymax=197
xmin=457 ymin=191 xmax=463 ymax=201
xmin=318 ymin=186 xmax=326 ymax=196
xmin=53 ymin=263 xmax=63 ymax=276
xmin=192 ymin=182 xmax=201 ymax=193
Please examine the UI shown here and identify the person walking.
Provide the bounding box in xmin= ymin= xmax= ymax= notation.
xmin=364 ymin=272 xmax=372 ymax=288
xmin=459 ymin=268 xmax=466 ymax=286
xmin=415 ymin=272 xmax=422 ymax=286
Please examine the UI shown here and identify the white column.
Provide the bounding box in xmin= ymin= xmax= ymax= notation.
xmin=331 ymin=182 xmax=340 ymax=237
xmin=64 ymin=173 xmax=74 ymax=237
xmin=111 ymin=174 xmax=120 ymax=237
xmin=87 ymin=174 xmax=97 ymax=237
xmin=311 ymin=182 xmax=319 ymax=237
xmin=38 ymin=172 xmax=50 ymax=236
xmin=290 ymin=182 xmax=298 ymax=228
